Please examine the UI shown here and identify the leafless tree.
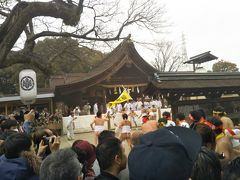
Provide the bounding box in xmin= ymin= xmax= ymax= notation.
xmin=152 ymin=41 xmax=186 ymax=72
xmin=0 ymin=0 xmax=166 ymax=74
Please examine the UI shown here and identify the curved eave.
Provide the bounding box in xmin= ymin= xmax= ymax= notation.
xmin=55 ymin=39 xmax=157 ymax=95
xmin=147 ymin=78 xmax=240 ymax=91
xmin=128 ymin=42 xmax=157 ymax=74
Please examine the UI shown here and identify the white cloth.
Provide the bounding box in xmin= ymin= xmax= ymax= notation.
xmin=107 ymin=107 xmax=115 ymax=115
xmin=73 ymin=108 xmax=80 ymax=116
xmin=93 ymin=103 xmax=98 ymax=115
xmin=67 ymin=129 xmax=75 ymax=140
xmin=95 ymin=125 xmax=105 ymax=132
xmin=150 ymin=100 xmax=156 ymax=108
xmin=155 ymin=100 xmax=162 ymax=108
xmin=117 ymin=104 xmax=123 ymax=112
xmin=122 ymin=125 xmax=131 ymax=133
xmin=136 ymin=101 xmax=143 ymax=111
xmin=124 ymin=102 xmax=132 ymax=112
xmin=225 ymin=129 xmax=240 ymax=147
xmin=67 ymin=116 xmax=74 ymax=129
xmin=179 ymin=121 xmax=190 ymax=128
xmin=144 ymin=101 xmax=150 ymax=109
xmin=67 ymin=116 xmax=75 ymax=139
xmin=149 ymin=112 xmax=155 ymax=116
xmin=131 ymin=102 xmax=137 ymax=111
xmin=87 ymin=105 xmax=91 ymax=115
xmin=166 ymin=120 xmax=176 ymax=127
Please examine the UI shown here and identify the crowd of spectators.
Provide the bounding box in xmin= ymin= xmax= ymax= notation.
xmin=0 ymin=106 xmax=240 ymax=179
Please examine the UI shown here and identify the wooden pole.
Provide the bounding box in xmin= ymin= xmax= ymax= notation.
xmin=193 ymin=63 xmax=196 ymax=72
xmin=50 ymin=98 xmax=54 ymax=114
xmin=5 ymin=103 xmax=7 ymax=115
xmin=103 ymin=89 xmax=110 ymax=130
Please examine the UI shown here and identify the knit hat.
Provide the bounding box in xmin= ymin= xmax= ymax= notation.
xmin=128 ymin=126 xmax=202 ymax=180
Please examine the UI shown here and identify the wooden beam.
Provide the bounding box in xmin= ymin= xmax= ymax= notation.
xmin=174 ymin=96 xmax=240 ymax=106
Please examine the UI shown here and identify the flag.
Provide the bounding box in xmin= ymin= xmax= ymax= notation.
xmin=108 ymin=90 xmax=132 ymax=108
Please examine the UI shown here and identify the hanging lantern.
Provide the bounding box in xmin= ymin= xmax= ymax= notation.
xmin=19 ymin=69 xmax=37 ymax=105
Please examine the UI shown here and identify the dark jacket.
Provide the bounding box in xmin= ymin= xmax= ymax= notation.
xmin=0 ymin=155 xmax=39 ymax=180
xmin=95 ymin=171 xmax=119 ymax=180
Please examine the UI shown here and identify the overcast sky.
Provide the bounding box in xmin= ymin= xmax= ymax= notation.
xmin=131 ymin=0 xmax=240 ymax=70
xmin=10 ymin=0 xmax=240 ymax=71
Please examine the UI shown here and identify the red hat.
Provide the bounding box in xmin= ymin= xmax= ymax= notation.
xmin=72 ymin=140 xmax=96 ymax=165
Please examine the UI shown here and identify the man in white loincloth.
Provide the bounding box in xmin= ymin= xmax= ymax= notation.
xmin=90 ymin=111 xmax=108 ymax=145
xmin=118 ymin=113 xmax=132 ymax=148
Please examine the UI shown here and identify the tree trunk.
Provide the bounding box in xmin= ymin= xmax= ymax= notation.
xmin=0 ymin=0 xmax=83 ymax=68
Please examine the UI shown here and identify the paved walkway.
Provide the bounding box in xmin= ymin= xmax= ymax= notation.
xmin=60 ymin=131 xmax=132 ymax=155
xmin=60 ymin=132 xmax=95 ymax=149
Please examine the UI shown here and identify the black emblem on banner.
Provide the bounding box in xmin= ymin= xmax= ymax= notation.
xmin=21 ymin=76 xmax=34 ymax=91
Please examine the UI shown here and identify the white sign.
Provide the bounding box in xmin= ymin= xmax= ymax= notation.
xmin=19 ymin=69 xmax=37 ymax=105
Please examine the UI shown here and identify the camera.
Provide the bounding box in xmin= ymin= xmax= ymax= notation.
xmin=42 ymin=136 xmax=55 ymax=145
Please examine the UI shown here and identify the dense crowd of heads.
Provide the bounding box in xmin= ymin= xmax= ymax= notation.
xmin=0 ymin=105 xmax=240 ymax=180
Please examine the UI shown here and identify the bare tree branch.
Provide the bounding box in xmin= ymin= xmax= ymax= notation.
xmin=0 ymin=0 xmax=167 ymax=71
xmin=1 ymin=50 xmax=51 ymax=75
xmin=28 ymin=30 xmax=127 ymax=42
xmin=0 ymin=0 xmax=84 ymax=67
xmin=152 ymin=41 xmax=185 ymax=72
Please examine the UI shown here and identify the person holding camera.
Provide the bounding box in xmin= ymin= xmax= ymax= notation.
xmin=32 ymin=127 xmax=61 ymax=159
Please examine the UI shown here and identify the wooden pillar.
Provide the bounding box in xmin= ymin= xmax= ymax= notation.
xmin=5 ymin=103 xmax=7 ymax=115
xmin=50 ymin=98 xmax=54 ymax=114
xmin=103 ymin=89 xmax=107 ymax=114
xmin=171 ymin=103 xmax=178 ymax=119
xmin=165 ymin=94 xmax=180 ymax=118
xmin=103 ymin=89 xmax=110 ymax=129
xmin=193 ymin=63 xmax=196 ymax=72
xmin=205 ymin=91 xmax=222 ymax=111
